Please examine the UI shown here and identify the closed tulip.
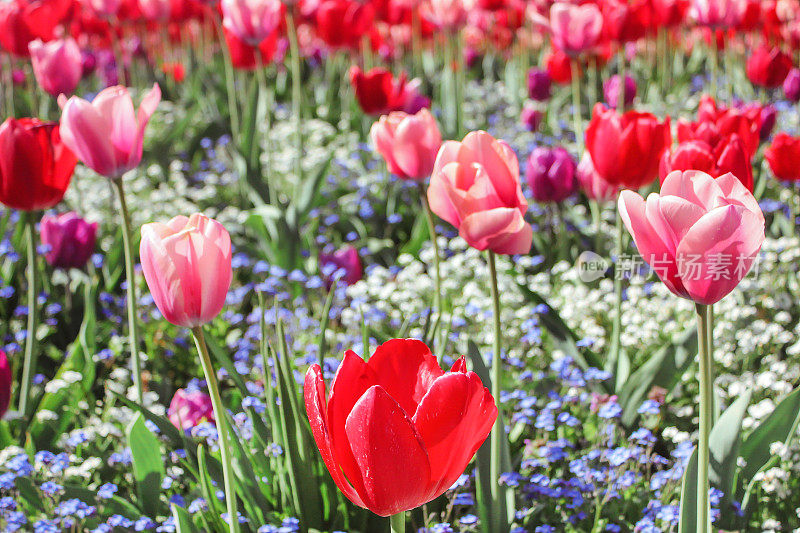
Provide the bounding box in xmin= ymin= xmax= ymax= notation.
xmin=0 ymin=118 xmax=76 ymax=211
xmin=784 ymin=68 xmax=800 ymax=102
xmin=526 ymin=146 xmax=577 ymax=203
xmin=619 ymin=170 xmax=764 ymax=305
xmin=221 ymin=0 xmax=283 ymax=46
xmin=316 ymin=0 xmax=374 ymax=49
xmin=370 ymin=109 xmax=442 ymax=181
xmin=428 ymin=131 xmax=532 ymax=255
xmin=138 ymin=0 xmax=172 ymax=20
xmin=765 ymin=132 xmax=800 ymax=182
xmin=527 ymin=68 xmax=551 ymax=101
xmin=690 ymin=0 xmax=746 ymax=27
xmin=168 ymin=388 xmax=215 ymax=430
xmin=0 ymin=0 xmax=62 ymax=57
xmin=659 ymin=134 xmax=753 ymax=191
xmin=585 ymin=103 xmax=671 ymax=190
xmin=58 ymin=83 xmax=161 ymax=179
xmin=29 ymin=38 xmax=83 ymax=98
xmin=350 ymin=66 xmax=430 ymax=116
xmin=304 ymin=339 xmax=497 ymax=517
xmin=577 ymin=153 xmax=618 ymax=202
xmin=548 ymin=2 xmax=603 ymax=57
xmin=651 ymin=0 xmax=689 ymax=27
xmin=140 ymin=213 xmax=232 ymax=328
xmin=603 ymin=74 xmax=637 ymax=110
xmin=319 ymin=245 xmax=363 ymax=287
xmin=746 ymin=44 xmax=793 ymax=89
xmin=677 ymin=96 xmax=761 ymax=159
xmin=520 ymin=105 xmax=543 ymax=132
xmin=0 ymin=350 xmax=9 ymax=419
xmin=40 ymin=212 xmax=98 ymax=270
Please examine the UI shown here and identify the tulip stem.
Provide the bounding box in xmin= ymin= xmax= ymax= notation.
xmin=389 ymin=512 xmax=405 ymax=533
xmin=695 ymin=303 xmax=713 ymax=533
xmin=18 ymin=212 xmax=39 ymax=417
xmin=418 ymin=183 xmax=442 ymax=327
xmin=570 ymin=59 xmax=583 ymax=152
xmin=212 ymin=13 xmax=240 ymax=141
xmin=618 ymin=54 xmax=627 ymax=112
xmin=609 ymin=208 xmax=624 ymax=370
xmin=285 ymin=12 xmax=305 ymax=184
xmin=113 ymin=179 xmax=144 ymax=406
xmin=487 ymin=250 xmax=508 ymax=531
xmin=192 ymin=326 xmax=240 ymax=533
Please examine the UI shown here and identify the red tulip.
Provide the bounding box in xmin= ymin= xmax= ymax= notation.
xmin=0 ymin=350 xmax=9 ymax=420
xmin=584 ymin=103 xmax=671 ymax=189
xmin=544 ymin=49 xmax=576 ymax=84
xmin=602 ymin=0 xmax=650 ymax=44
xmin=224 ymin=27 xmax=281 ymax=71
xmin=659 ymin=134 xmax=753 ymax=191
xmin=315 ymin=0 xmax=374 ymax=49
xmin=745 ymin=44 xmax=793 ymax=89
xmin=349 ymin=66 xmax=430 ymax=116
xmin=0 ymin=0 xmax=62 ymax=57
xmin=765 ymin=132 xmax=800 ymax=182
xmin=651 ymin=0 xmax=689 ymax=27
xmin=304 ymin=339 xmax=497 ymax=517
xmin=677 ymin=95 xmax=761 ymax=159
xmin=0 ymin=118 xmax=76 ymax=211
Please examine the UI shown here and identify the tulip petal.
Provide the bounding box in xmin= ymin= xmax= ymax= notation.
xmin=660 ymin=169 xmax=725 ymax=211
xmin=412 ymin=371 xmax=497 ymax=497
xmin=714 ymin=172 xmax=762 ymax=215
xmin=59 ymin=97 xmax=118 ymax=177
xmin=345 ymin=385 xmax=432 ymax=516
xmin=303 ymin=364 xmax=366 ymax=508
xmin=458 ymin=207 xmax=532 ymax=255
xmin=366 ymin=339 xmax=443 ymax=415
xmin=461 ymin=131 xmax=519 ymax=207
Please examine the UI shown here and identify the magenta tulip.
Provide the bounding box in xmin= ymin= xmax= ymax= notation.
xmin=526 ymin=146 xmax=577 ymax=203
xmin=370 ymin=109 xmax=442 ymax=181
xmin=168 ymin=388 xmax=215 ymax=430
xmin=140 ymin=213 xmax=232 ymax=328
xmin=548 ymin=2 xmax=603 ymax=57
xmin=58 ymin=84 xmax=160 ymax=179
xmin=40 ymin=212 xmax=98 ymax=270
xmin=221 ymin=0 xmax=283 ymax=46
xmin=29 ymin=38 xmax=83 ymax=98
xmin=618 ymin=170 xmax=764 ymax=305
xmin=319 ymin=245 xmax=363 ymax=287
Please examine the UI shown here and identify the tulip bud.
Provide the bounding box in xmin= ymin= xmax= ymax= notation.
xmin=603 ymin=74 xmax=636 ymax=109
xmin=40 ymin=213 xmax=98 ymax=270
xmin=168 ymin=388 xmax=215 ymax=430
xmin=29 ymin=38 xmax=83 ymax=97
xmin=520 ymin=106 xmax=543 ymax=132
xmin=759 ymin=104 xmax=777 ymax=141
xmin=319 ymin=245 xmax=363 ymax=287
xmin=370 ymin=109 xmax=442 ymax=180
xmin=526 ymin=146 xmax=578 ymax=203
xmin=527 ymin=68 xmax=552 ymax=101
xmin=784 ymin=68 xmax=800 ymax=102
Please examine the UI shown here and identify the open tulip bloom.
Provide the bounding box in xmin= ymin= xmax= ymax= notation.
xmin=304 ymin=339 xmax=497 ymax=522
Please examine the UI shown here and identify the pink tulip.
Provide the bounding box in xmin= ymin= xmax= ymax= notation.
xmin=40 ymin=212 xmax=98 ymax=270
xmin=138 ymin=0 xmax=172 ymax=20
xmin=168 ymin=388 xmax=215 ymax=430
xmin=0 ymin=350 xmax=9 ymax=420
xmin=140 ymin=213 xmax=232 ymax=328
xmin=419 ymin=0 xmax=465 ymax=31
xmin=58 ymin=83 xmax=161 ymax=179
xmin=548 ymin=2 xmax=603 ymax=57
xmin=428 ymin=131 xmax=532 ymax=255
xmin=29 ymin=38 xmax=83 ymax=98
xmin=618 ymin=170 xmax=764 ymax=305
xmin=577 ymin=153 xmax=619 ymax=202
xmin=320 ymin=245 xmax=363 ymax=287
xmin=221 ymin=0 xmax=283 ymax=46
xmin=690 ymin=0 xmax=746 ymax=27
xmin=82 ymin=0 xmax=122 ymax=17
xmin=370 ymin=109 xmax=442 ymax=181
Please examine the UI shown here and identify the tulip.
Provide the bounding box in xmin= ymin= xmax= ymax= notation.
xmin=319 ymin=245 xmax=363 ymax=287
xmin=138 ymin=0 xmax=172 ymax=20
xmin=40 ymin=212 xmax=98 ymax=270
xmin=619 ymin=170 xmax=764 ymax=305
xmin=690 ymin=0 xmax=746 ymax=27
xmin=370 ymin=109 xmax=442 ymax=181
xmin=677 ymin=96 xmax=761 ymax=159
xmin=419 ymin=0 xmax=466 ymax=31
xmin=83 ymin=0 xmax=123 ymax=17
xmin=545 ymin=49 xmax=575 ymax=84
xmin=577 ymin=153 xmax=618 ymax=202
xmin=526 ymin=146 xmax=577 ymax=203
xmin=29 ymin=38 xmax=83 ymax=98
xmin=651 ymin=0 xmax=689 ymax=27
xmin=428 ymin=130 xmax=532 ymax=255
xmin=527 ymin=68 xmax=552 ymax=101
xmin=765 ymin=132 xmax=800 ymax=182
xmin=603 ymin=74 xmax=637 ymax=110
xmin=745 ymin=44 xmax=793 ymax=89
xmin=168 ymin=388 xmax=215 ymax=430
xmin=758 ymin=104 xmax=777 ymax=141
xmin=784 ymin=68 xmax=800 ymax=102
xmin=58 ymin=83 xmax=161 ymax=180
xmin=548 ymin=2 xmax=603 ymax=57
xmin=585 ymin=103 xmax=671 ymax=190
xmin=304 ymin=339 xmax=497 ymax=517
xmin=659 ymin=135 xmax=753 ymax=191
xmin=520 ymin=105 xmax=543 ymax=132
xmin=350 ymin=66 xmax=430 ymax=116
xmin=601 ymin=0 xmax=649 ymax=44
xmin=0 ymin=118 xmax=76 ymax=212
xmin=0 ymin=350 xmax=9 ymax=419
xmin=316 ymin=0 xmax=374 ymax=49
xmin=221 ymin=0 xmax=283 ymax=46
xmin=140 ymin=213 xmax=232 ymax=328
xmin=224 ymin=27 xmax=281 ymax=71
xmin=0 ymin=0 xmax=61 ymax=57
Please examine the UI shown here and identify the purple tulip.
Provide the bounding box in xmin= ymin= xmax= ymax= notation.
xmin=527 ymin=68 xmax=552 ymax=101
xmin=40 ymin=212 xmax=98 ymax=270
xmin=784 ymin=68 xmax=800 ymax=102
xmin=319 ymin=245 xmax=362 ymax=287
xmin=760 ymin=104 xmax=777 ymax=141
xmin=168 ymin=389 xmax=215 ymax=430
xmin=526 ymin=146 xmax=578 ymax=203
xmin=603 ymin=74 xmax=637 ymax=109
xmin=521 ymin=105 xmax=543 ymax=132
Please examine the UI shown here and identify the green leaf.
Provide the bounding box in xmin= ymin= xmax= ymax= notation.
xmin=127 ymin=412 xmax=166 ymax=517
xmin=172 ymin=504 xmax=197 ymax=533
xmin=679 ymin=447 xmax=698 ymax=533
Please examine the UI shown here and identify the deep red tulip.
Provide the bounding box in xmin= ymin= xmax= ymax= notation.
xmin=0 ymin=350 xmax=9 ymax=420
xmin=659 ymin=135 xmax=753 ymax=191
xmin=0 ymin=0 xmax=63 ymax=57
xmin=0 ymin=118 xmax=76 ymax=211
xmin=349 ymin=66 xmax=430 ymax=116
xmin=224 ymin=27 xmax=280 ymax=71
xmin=677 ymin=95 xmax=761 ymax=159
xmin=745 ymin=44 xmax=793 ymax=89
xmin=544 ymin=49 xmax=576 ymax=84
xmin=316 ymin=0 xmax=374 ymax=49
xmin=304 ymin=339 xmax=497 ymax=517
xmin=765 ymin=132 xmax=800 ymax=182
xmin=585 ymin=103 xmax=671 ymax=189
xmin=602 ymin=0 xmax=650 ymax=43
xmin=651 ymin=0 xmax=689 ymax=27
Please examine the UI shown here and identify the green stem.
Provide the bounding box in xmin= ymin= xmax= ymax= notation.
xmin=389 ymin=512 xmax=405 ymax=533
xmin=695 ymin=303 xmax=713 ymax=533
xmin=710 ymin=35 xmax=718 ymax=98
xmin=570 ymin=59 xmax=584 ymax=152
xmin=212 ymin=13 xmax=240 ymax=140
xmin=609 ymin=208 xmax=624 ymax=369
xmin=113 ymin=179 xmax=143 ymax=406
xmin=18 ymin=212 xmax=39 ymax=416
xmin=285 ymin=12 xmax=304 ymax=182
xmin=192 ymin=327 xmax=240 ymax=533
xmin=418 ymin=183 xmax=442 ymax=318
xmin=617 ymin=54 xmax=627 ymax=112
